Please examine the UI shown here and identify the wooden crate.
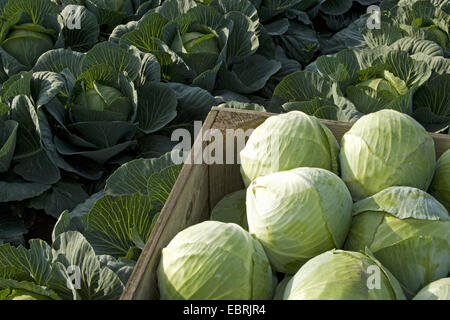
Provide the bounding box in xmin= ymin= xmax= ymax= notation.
xmin=121 ymin=107 xmax=450 ymax=300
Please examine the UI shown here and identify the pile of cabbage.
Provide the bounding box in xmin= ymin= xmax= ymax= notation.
xmin=157 ymin=110 xmax=450 ymax=300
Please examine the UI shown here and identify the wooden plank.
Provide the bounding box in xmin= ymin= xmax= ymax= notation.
xmin=431 ymin=133 xmax=450 ymax=158
xmin=211 ymin=107 xmax=450 ymax=157
xmin=120 ymin=110 xmax=219 ymax=300
xmin=209 ymin=163 xmax=244 ymax=213
xmin=208 ymin=109 xmax=250 ymax=209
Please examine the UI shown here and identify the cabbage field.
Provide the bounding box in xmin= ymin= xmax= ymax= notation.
xmin=0 ymin=0 xmax=449 ymax=300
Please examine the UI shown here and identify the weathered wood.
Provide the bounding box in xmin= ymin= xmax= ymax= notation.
xmin=122 ymin=107 xmax=450 ymax=300
xmin=211 ymin=108 xmax=450 ymax=158
xmin=120 ymin=110 xmax=218 ymax=300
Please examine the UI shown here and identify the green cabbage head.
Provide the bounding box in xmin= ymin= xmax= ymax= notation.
xmin=9 ymin=291 xmax=51 ymax=300
xmin=283 ymin=250 xmax=406 ymax=300
xmin=210 ymin=190 xmax=248 ymax=230
xmin=73 ymin=82 xmax=133 ymax=122
xmin=172 ymin=31 xmax=220 ymax=54
xmin=431 ymin=149 xmax=450 ymax=212
xmin=413 ymin=278 xmax=450 ymax=300
xmin=345 ymin=186 xmax=450 ymax=298
xmin=353 ymin=75 xmax=403 ymax=101
xmin=240 ymin=111 xmax=340 ymax=187
xmin=340 ymin=109 xmax=435 ymax=201
xmin=246 ymin=167 xmax=353 ymax=274
xmin=157 ymin=221 xmax=274 ymax=300
xmin=2 ymin=23 xmax=55 ymax=68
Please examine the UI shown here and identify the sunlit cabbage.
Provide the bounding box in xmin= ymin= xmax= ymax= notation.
xmin=246 ymin=167 xmax=353 ymax=274
xmin=283 ymin=249 xmax=406 ymax=300
xmin=157 ymin=221 xmax=274 ymax=300
xmin=413 ymin=278 xmax=450 ymax=300
xmin=339 ymin=50 xmax=432 ymax=115
xmin=345 ymin=186 xmax=450 ymax=298
xmin=240 ymin=111 xmax=340 ymax=187
xmin=340 ymin=109 xmax=435 ymax=201
xmin=210 ymin=190 xmax=248 ymax=230
xmin=430 ymin=149 xmax=450 ymax=211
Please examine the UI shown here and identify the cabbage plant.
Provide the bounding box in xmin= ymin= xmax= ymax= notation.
xmin=430 ymin=149 xmax=450 ymax=211
xmin=345 ymin=186 xmax=450 ymax=298
xmin=112 ymin=0 xmax=281 ymax=94
xmin=21 ymin=41 xmax=178 ymax=180
xmin=2 ymin=23 xmax=55 ymax=68
xmin=283 ymin=249 xmax=406 ymax=300
xmin=0 ymin=71 xmax=74 ymax=217
xmin=273 ymin=48 xmax=432 ymax=120
xmin=240 ymin=111 xmax=340 ymax=186
xmin=0 ymin=1 xmax=100 ymax=81
xmin=60 ymin=0 xmax=160 ymax=31
xmin=0 ymin=231 xmax=134 ymax=300
xmin=253 ymin=0 xmax=322 ymax=67
xmin=157 ymin=221 xmax=274 ymax=300
xmin=0 ymin=40 xmax=179 ymax=227
xmin=376 ymin=1 xmax=449 ymax=56
xmin=1 ymin=64 xmax=136 ymax=181
xmin=246 ymin=167 xmax=353 ymax=274
xmin=340 ymin=109 xmax=435 ymax=201
xmin=325 ymin=1 xmax=449 ymax=57
xmin=413 ymin=278 xmax=450 ymax=300
xmin=0 ymin=0 xmax=61 ymax=72
xmin=315 ymin=2 xmax=450 ymax=132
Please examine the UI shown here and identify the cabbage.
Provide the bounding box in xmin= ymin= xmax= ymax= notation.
xmin=273 ymin=276 xmax=292 ymax=300
xmin=413 ymin=278 xmax=450 ymax=300
xmin=240 ymin=111 xmax=340 ymax=187
xmin=283 ymin=250 xmax=406 ymax=300
xmin=355 ymin=77 xmax=401 ymax=101
xmin=210 ymin=190 xmax=248 ymax=230
xmin=246 ymin=167 xmax=353 ymax=274
xmin=157 ymin=221 xmax=274 ymax=300
xmin=431 ymin=149 xmax=450 ymax=211
xmin=2 ymin=23 xmax=55 ymax=68
xmin=172 ymin=32 xmax=220 ymax=54
xmin=73 ymin=82 xmax=133 ymax=122
xmin=340 ymin=109 xmax=436 ymax=201
xmin=345 ymin=186 xmax=450 ymax=298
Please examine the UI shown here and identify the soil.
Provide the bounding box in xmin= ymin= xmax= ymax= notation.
xmin=23 ymin=210 xmax=57 ymax=245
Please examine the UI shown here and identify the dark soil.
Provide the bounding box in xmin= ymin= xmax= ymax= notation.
xmin=23 ymin=210 xmax=57 ymax=245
